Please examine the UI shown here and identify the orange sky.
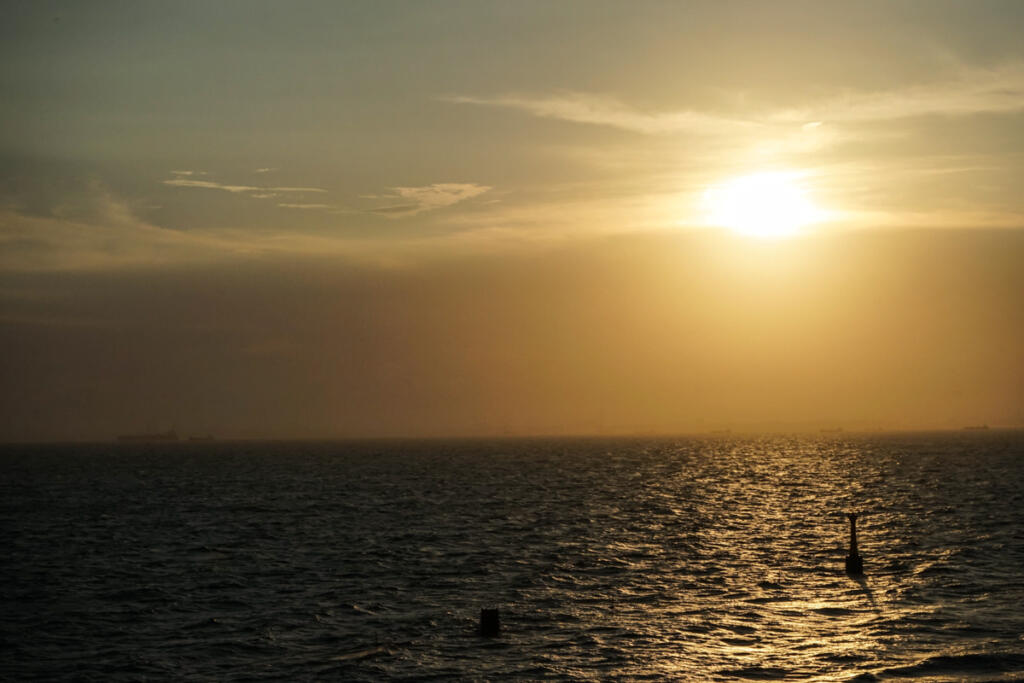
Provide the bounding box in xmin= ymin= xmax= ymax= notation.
xmin=2 ymin=2 xmax=1022 ymax=439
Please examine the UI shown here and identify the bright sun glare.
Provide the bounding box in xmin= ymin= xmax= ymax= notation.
xmin=703 ymin=171 xmax=823 ymax=239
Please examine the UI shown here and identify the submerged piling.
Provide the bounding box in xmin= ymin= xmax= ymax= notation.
xmin=479 ymin=608 xmax=500 ymax=637
xmin=845 ymin=512 xmax=864 ymax=574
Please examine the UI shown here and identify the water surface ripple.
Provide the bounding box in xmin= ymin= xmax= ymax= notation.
xmin=2 ymin=433 xmax=1023 ymax=680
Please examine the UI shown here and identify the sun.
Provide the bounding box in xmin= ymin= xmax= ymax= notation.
xmin=702 ymin=171 xmax=823 ymax=239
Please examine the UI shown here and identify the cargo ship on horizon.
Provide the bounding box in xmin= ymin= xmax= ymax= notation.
xmin=117 ymin=430 xmax=179 ymax=443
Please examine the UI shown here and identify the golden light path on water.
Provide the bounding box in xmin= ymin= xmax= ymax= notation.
xmin=617 ymin=440 xmax=898 ymax=680
xmin=483 ymin=435 xmax=1021 ymax=681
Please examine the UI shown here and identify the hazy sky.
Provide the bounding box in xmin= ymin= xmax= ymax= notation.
xmin=2 ymin=1 xmax=1022 ymax=440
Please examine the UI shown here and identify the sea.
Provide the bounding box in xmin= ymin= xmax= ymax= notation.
xmin=2 ymin=432 xmax=1022 ymax=681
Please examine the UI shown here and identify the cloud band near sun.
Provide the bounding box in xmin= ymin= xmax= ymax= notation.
xmin=447 ymin=61 xmax=1024 ymax=135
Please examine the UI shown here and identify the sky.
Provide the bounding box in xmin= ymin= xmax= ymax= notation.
xmin=1 ymin=1 xmax=1022 ymax=440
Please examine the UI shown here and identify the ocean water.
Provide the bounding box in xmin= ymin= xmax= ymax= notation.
xmin=2 ymin=433 xmax=1023 ymax=681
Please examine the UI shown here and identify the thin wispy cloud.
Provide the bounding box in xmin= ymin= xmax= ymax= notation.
xmin=164 ymin=179 xmax=262 ymax=193
xmin=446 ymin=93 xmax=753 ymax=135
xmin=161 ymin=174 xmax=490 ymax=220
xmin=0 ymin=188 xmax=364 ymax=271
xmin=367 ymin=204 xmax=420 ymax=215
xmin=277 ymin=203 xmax=334 ymax=210
xmin=0 ymin=196 xmax=227 ymax=271
xmin=270 ymin=186 xmax=327 ymax=193
xmin=776 ymin=62 xmax=1024 ymax=124
xmin=0 ymin=206 xmax=365 ymax=272
xmin=162 ymin=177 xmax=327 ymax=196
xmin=449 ymin=62 xmax=1024 ymax=138
xmin=368 ymin=183 xmax=492 ymax=216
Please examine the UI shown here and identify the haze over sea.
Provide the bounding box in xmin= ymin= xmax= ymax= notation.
xmin=2 ymin=431 xmax=1023 ymax=681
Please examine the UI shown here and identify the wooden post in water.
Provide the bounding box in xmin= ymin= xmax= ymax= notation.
xmin=479 ymin=608 xmax=500 ymax=637
xmin=845 ymin=512 xmax=864 ymax=574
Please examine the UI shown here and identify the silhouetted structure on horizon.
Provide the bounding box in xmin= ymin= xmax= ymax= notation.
xmin=845 ymin=512 xmax=864 ymax=574
xmin=117 ymin=430 xmax=178 ymax=443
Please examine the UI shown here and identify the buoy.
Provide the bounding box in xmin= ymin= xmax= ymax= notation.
xmin=479 ymin=608 xmax=500 ymax=637
xmin=845 ymin=512 xmax=864 ymax=574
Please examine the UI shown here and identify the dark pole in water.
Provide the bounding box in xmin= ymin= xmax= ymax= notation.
xmin=479 ymin=608 xmax=500 ymax=637
xmin=845 ymin=512 xmax=864 ymax=575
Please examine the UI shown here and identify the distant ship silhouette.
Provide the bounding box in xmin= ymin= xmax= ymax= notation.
xmin=117 ymin=430 xmax=179 ymax=443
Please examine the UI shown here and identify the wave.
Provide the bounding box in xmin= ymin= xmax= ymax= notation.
xmin=880 ymin=652 xmax=1024 ymax=677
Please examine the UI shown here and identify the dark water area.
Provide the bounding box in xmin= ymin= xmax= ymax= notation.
xmin=2 ymin=432 xmax=1023 ymax=681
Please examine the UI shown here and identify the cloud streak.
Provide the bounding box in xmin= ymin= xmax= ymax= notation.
xmin=160 ymin=175 xmax=489 ymax=219
xmin=776 ymin=62 xmax=1024 ymax=124
xmin=446 ymin=93 xmax=753 ymax=135
xmin=164 ymin=179 xmax=262 ymax=193
xmin=0 ymin=201 xmax=366 ymax=272
xmin=449 ymin=62 xmax=1024 ymax=135
xmin=162 ymin=178 xmax=327 ymax=195
xmin=0 ymin=201 xmax=227 ymax=271
xmin=368 ymin=183 xmax=492 ymax=216
xmin=277 ymin=203 xmax=335 ymax=210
